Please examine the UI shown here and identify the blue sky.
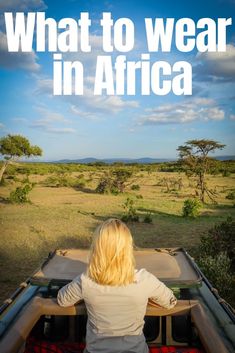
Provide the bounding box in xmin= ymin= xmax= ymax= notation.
xmin=0 ymin=0 xmax=235 ymax=160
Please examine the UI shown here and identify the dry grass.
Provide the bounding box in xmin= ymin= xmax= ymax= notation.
xmin=0 ymin=170 xmax=234 ymax=302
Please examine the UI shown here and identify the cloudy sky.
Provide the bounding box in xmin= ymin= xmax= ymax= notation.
xmin=0 ymin=0 xmax=235 ymax=160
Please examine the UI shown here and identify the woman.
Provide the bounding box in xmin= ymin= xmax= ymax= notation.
xmin=57 ymin=218 xmax=177 ymax=353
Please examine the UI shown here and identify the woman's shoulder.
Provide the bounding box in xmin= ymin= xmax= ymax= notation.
xmin=135 ymin=268 xmax=158 ymax=283
xmin=80 ymin=270 xmax=159 ymax=289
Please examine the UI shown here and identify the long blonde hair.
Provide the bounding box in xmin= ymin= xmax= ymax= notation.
xmin=87 ymin=219 xmax=135 ymax=286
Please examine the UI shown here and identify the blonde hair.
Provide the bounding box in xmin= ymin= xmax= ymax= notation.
xmin=87 ymin=219 xmax=135 ymax=286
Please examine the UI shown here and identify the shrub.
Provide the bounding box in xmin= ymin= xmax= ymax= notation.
xmin=73 ymin=175 xmax=86 ymax=189
xmin=43 ymin=174 xmax=76 ymax=188
xmin=197 ymin=253 xmax=233 ymax=298
xmin=131 ymin=184 xmax=140 ymax=191
xmin=13 ymin=176 xmax=20 ymax=182
xmin=96 ymin=177 xmax=114 ymax=194
xmin=22 ymin=176 xmax=30 ymax=184
xmin=198 ymin=217 xmax=235 ymax=265
xmin=222 ymin=170 xmax=231 ymax=177
xmin=193 ymin=218 xmax=235 ymax=303
xmin=143 ymin=213 xmax=153 ymax=224
xmin=121 ymin=197 xmax=139 ymax=222
xmin=182 ymin=198 xmax=202 ymax=218
xmin=226 ymin=191 xmax=235 ymax=200
xmin=43 ymin=176 xmax=61 ymax=187
xmin=96 ymin=169 xmax=132 ymax=195
xmin=9 ymin=183 xmax=33 ymax=204
xmin=112 ymin=169 xmax=133 ymax=193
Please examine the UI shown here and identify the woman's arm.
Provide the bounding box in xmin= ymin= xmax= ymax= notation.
xmin=57 ymin=275 xmax=83 ymax=307
xmin=148 ymin=275 xmax=177 ymax=309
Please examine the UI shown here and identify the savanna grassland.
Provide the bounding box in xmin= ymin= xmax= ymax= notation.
xmin=0 ymin=161 xmax=235 ymax=303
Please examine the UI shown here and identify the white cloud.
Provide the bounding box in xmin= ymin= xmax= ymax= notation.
xmin=34 ymin=107 xmax=70 ymax=123
xmin=63 ymin=33 xmax=104 ymax=71
xmin=0 ymin=0 xmax=46 ymax=69
xmin=140 ymin=98 xmax=225 ymax=126
xmin=0 ymin=32 xmax=39 ymax=71
xmin=34 ymin=76 xmax=139 ymax=115
xmin=195 ymin=44 xmax=235 ymax=82
xmin=8 ymin=108 xmax=76 ymax=135
xmin=80 ymin=87 xmax=139 ymax=113
xmin=45 ymin=127 xmax=76 ymax=134
xmin=70 ymin=106 xmax=97 ymax=120
xmin=0 ymin=0 xmax=47 ymax=11
xmin=32 ymin=28 xmax=139 ymax=116
xmin=205 ymin=107 xmax=225 ymax=121
xmin=47 ymin=127 xmax=76 ymax=134
xmin=230 ymin=114 xmax=235 ymax=121
xmin=12 ymin=117 xmax=28 ymax=123
xmin=34 ymin=77 xmax=53 ymax=95
xmin=29 ymin=119 xmax=76 ymax=134
xmin=30 ymin=121 xmax=76 ymax=134
xmin=70 ymin=90 xmax=139 ymax=115
xmin=0 ymin=122 xmax=4 ymax=129
xmin=92 ymin=94 xmax=139 ymax=112
xmin=28 ymin=107 xmax=76 ymax=134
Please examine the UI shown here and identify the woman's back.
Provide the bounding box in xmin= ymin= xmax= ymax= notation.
xmin=82 ymin=269 xmax=175 ymax=337
xmin=57 ymin=219 xmax=177 ymax=353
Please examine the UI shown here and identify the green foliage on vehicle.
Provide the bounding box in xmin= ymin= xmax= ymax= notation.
xmin=195 ymin=218 xmax=235 ymax=301
xmin=197 ymin=253 xmax=233 ymax=297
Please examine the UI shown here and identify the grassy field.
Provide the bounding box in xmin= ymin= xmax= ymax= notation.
xmin=0 ymin=166 xmax=235 ymax=303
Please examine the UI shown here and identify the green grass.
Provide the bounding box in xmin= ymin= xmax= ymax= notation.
xmin=0 ymin=168 xmax=235 ymax=302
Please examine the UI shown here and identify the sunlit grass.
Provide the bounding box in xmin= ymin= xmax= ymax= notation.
xmin=0 ymin=169 xmax=234 ymax=302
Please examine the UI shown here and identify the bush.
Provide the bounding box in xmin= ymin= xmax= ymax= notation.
xmin=131 ymin=184 xmax=140 ymax=191
xmin=143 ymin=213 xmax=153 ymax=223
xmin=198 ymin=217 xmax=235 ymax=265
xmin=73 ymin=175 xmax=86 ymax=189
xmin=193 ymin=218 xmax=235 ymax=304
xmin=121 ymin=198 xmax=139 ymax=222
xmin=43 ymin=174 xmax=79 ymax=188
xmin=96 ymin=169 xmax=132 ymax=195
xmin=226 ymin=191 xmax=235 ymax=200
xmin=222 ymin=170 xmax=231 ymax=177
xmin=136 ymin=194 xmax=143 ymax=199
xmin=197 ymin=253 xmax=233 ymax=298
xmin=182 ymin=198 xmax=202 ymax=218
xmin=22 ymin=176 xmax=30 ymax=184
xmin=96 ymin=177 xmax=116 ymax=194
xmin=43 ymin=176 xmax=61 ymax=187
xmin=9 ymin=183 xmax=33 ymax=204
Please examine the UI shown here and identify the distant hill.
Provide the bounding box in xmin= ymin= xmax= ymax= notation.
xmin=54 ymin=157 xmax=175 ymax=164
xmin=214 ymin=155 xmax=235 ymax=161
xmin=52 ymin=156 xmax=235 ymax=164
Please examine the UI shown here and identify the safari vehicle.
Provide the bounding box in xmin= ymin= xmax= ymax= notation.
xmin=0 ymin=248 xmax=235 ymax=353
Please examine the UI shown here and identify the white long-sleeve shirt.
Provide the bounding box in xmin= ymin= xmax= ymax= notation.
xmin=57 ymin=269 xmax=177 ymax=353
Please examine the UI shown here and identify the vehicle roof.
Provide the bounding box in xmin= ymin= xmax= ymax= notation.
xmin=31 ymin=248 xmax=202 ymax=288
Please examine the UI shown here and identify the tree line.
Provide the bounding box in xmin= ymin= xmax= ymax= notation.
xmin=0 ymin=134 xmax=229 ymax=204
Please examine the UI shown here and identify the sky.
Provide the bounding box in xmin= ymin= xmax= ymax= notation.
xmin=0 ymin=0 xmax=235 ymax=161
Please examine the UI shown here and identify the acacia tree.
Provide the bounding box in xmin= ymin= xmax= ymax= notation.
xmin=96 ymin=168 xmax=133 ymax=194
xmin=177 ymin=139 xmax=225 ymax=203
xmin=0 ymin=134 xmax=42 ymax=182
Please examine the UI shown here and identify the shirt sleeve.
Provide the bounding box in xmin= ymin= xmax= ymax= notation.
xmin=148 ymin=273 xmax=177 ymax=309
xmin=57 ymin=275 xmax=83 ymax=307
